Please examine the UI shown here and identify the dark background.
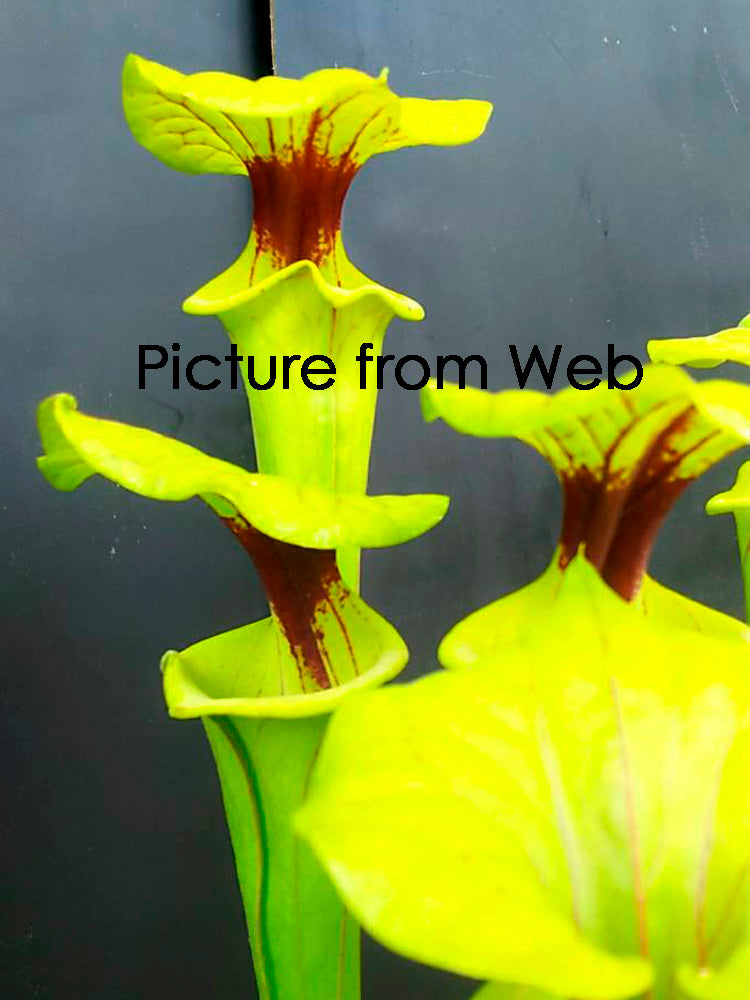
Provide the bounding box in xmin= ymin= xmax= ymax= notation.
xmin=4 ymin=1 xmax=750 ymax=997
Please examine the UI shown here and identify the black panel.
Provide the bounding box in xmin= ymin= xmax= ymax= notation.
xmin=2 ymin=3 xmax=264 ymax=998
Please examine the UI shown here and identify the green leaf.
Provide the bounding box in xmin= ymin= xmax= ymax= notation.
xmin=680 ymin=945 xmax=750 ymax=998
xmin=426 ymin=361 xmax=750 ymax=688
xmin=707 ymin=460 xmax=750 ymax=623
xmin=637 ymin=574 xmax=750 ymax=639
xmin=122 ymin=53 xmax=489 ymax=299
xmin=707 ymin=461 xmax=750 ymax=517
xmin=201 ymin=713 xmax=359 ymax=1000
xmin=160 ymin=537 xmax=415 ymax=998
xmin=114 ymin=52 xmax=494 ymax=1000
xmin=38 ymin=390 xmax=421 ymax=997
xmin=647 ymin=316 xmax=750 ymax=369
xmin=123 ymin=56 xmax=490 ymax=590
xmin=37 ymin=393 xmax=447 ymax=551
xmin=162 ymin=585 xmax=408 ymax=718
xmin=422 ymin=365 xmax=750 ymax=601
xmin=439 ymin=560 xmax=750 ymax=671
xmin=298 ymin=558 xmax=750 ymax=999
xmin=123 ymin=55 xmax=492 ymax=178
xmin=190 ymin=264 xmax=427 ymax=590
xmin=438 ymin=559 xmax=561 ymax=669
xmin=186 ymin=262 xmax=422 ymax=511
xmin=421 ymin=366 xmax=750 ymax=479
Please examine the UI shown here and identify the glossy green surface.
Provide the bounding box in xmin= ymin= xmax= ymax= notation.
xmin=646 ymin=318 xmax=750 ymax=626
xmin=124 ymin=54 xmax=491 ymax=588
xmin=35 ymin=388 xmax=441 ymax=999
xmin=422 ymin=364 xmax=750 ymax=670
xmin=299 ymin=558 xmax=750 ymax=999
xmin=648 ymin=315 xmax=750 ymax=368
xmin=37 ymin=53 xmax=489 ymax=1000
xmin=37 ymin=393 xmax=447 ymax=551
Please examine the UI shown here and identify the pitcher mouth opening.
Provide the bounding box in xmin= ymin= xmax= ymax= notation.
xmin=182 ymin=255 xmax=424 ymax=321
